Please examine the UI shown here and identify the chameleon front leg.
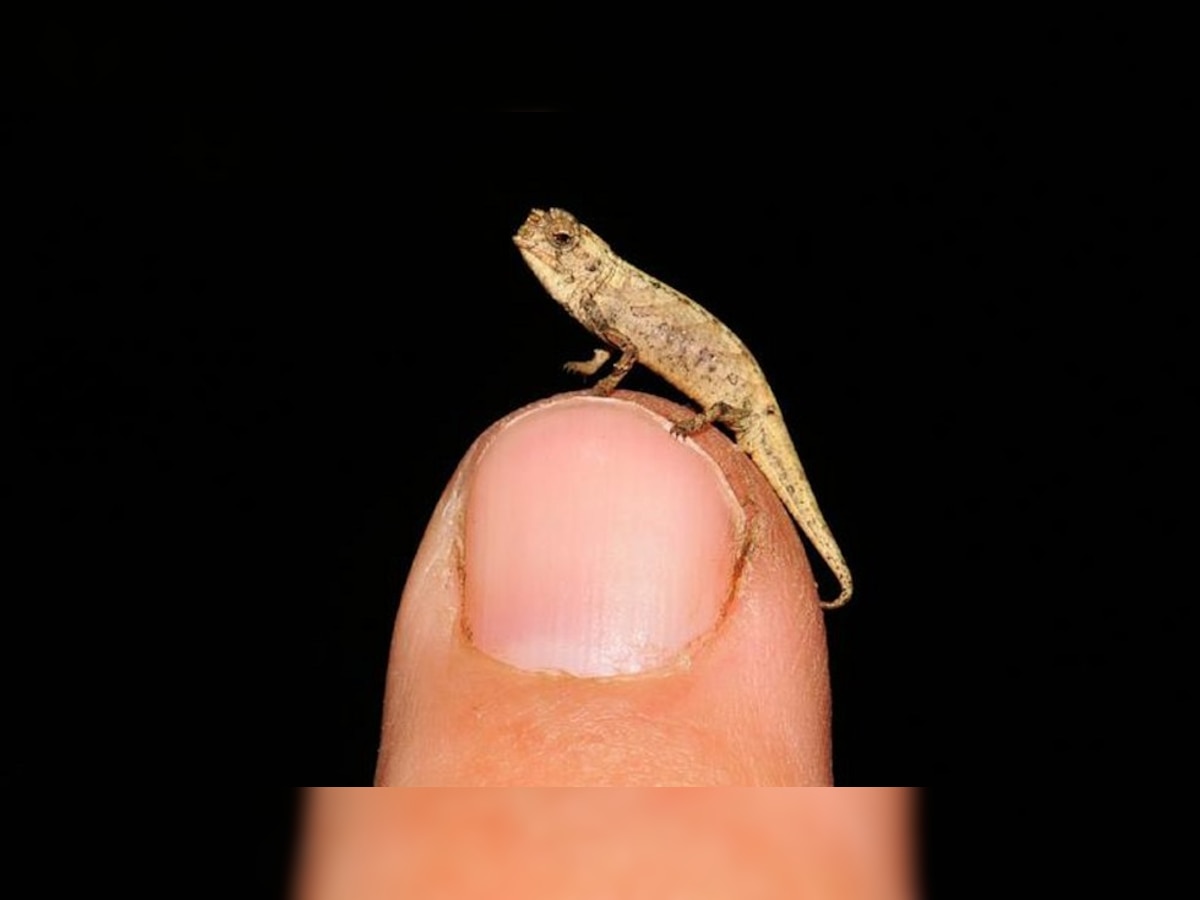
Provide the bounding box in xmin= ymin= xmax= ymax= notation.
xmin=591 ymin=328 xmax=638 ymax=395
xmin=573 ymin=295 xmax=639 ymax=396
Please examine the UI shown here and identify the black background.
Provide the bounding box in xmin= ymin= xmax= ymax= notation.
xmin=8 ymin=13 xmax=1186 ymax=844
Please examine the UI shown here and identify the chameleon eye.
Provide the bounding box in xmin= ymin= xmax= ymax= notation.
xmin=550 ymin=229 xmax=575 ymax=249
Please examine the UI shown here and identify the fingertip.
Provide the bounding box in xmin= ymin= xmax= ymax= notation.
xmin=378 ymin=392 xmax=831 ymax=785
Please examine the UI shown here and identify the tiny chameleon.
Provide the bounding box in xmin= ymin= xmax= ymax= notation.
xmin=513 ymin=208 xmax=853 ymax=610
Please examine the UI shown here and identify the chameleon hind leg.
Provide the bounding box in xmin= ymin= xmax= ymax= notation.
xmin=670 ymin=401 xmax=753 ymax=439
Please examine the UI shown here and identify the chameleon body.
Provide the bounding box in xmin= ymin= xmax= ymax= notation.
xmin=513 ymin=208 xmax=853 ymax=609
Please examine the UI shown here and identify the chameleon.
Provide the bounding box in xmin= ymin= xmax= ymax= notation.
xmin=513 ymin=208 xmax=853 ymax=610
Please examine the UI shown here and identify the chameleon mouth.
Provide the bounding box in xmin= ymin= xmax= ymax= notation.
xmin=512 ymin=208 xmax=548 ymax=250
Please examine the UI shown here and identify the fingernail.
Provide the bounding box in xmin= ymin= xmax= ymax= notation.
xmin=464 ymin=397 xmax=742 ymax=677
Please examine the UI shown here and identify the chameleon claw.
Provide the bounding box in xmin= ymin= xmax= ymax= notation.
xmin=563 ymin=348 xmax=611 ymax=378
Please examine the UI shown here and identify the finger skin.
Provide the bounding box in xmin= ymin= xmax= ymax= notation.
xmin=296 ymin=789 xmax=917 ymax=900
xmin=376 ymin=391 xmax=832 ymax=787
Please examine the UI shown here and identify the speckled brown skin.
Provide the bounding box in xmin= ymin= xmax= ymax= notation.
xmin=514 ymin=209 xmax=853 ymax=610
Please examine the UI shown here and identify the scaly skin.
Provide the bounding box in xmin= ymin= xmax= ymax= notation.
xmin=514 ymin=208 xmax=852 ymax=610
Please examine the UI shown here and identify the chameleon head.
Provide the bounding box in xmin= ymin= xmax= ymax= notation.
xmin=513 ymin=208 xmax=614 ymax=311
